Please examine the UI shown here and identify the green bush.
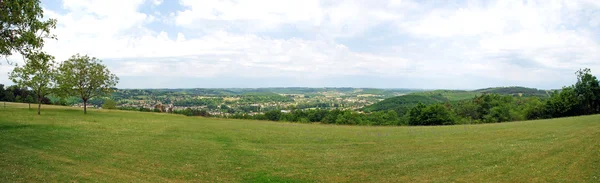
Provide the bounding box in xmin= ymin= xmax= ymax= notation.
xmin=409 ymin=103 xmax=454 ymax=126
xmin=264 ymin=110 xmax=282 ymax=121
xmin=102 ymin=99 xmax=117 ymax=109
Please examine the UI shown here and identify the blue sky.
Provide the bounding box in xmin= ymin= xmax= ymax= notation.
xmin=2 ymin=0 xmax=600 ymax=89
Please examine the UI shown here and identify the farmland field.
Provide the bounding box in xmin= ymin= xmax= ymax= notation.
xmin=1 ymin=102 xmax=599 ymax=182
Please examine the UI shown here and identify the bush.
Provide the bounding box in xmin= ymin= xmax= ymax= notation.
xmin=102 ymin=99 xmax=117 ymax=109
xmin=264 ymin=110 xmax=282 ymax=121
xmin=409 ymin=103 xmax=454 ymax=126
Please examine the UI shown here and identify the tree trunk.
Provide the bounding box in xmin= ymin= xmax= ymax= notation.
xmin=83 ymin=99 xmax=87 ymax=114
xmin=37 ymin=94 xmax=41 ymax=115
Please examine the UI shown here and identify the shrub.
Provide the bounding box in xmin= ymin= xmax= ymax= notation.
xmin=102 ymin=99 xmax=117 ymax=109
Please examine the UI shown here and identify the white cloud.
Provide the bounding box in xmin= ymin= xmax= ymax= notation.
xmin=393 ymin=0 xmax=600 ymax=85
xmin=108 ymin=32 xmax=413 ymax=79
xmin=2 ymin=0 xmax=599 ymax=89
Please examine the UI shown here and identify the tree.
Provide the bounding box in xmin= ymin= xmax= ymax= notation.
xmin=8 ymin=51 xmax=56 ymax=115
xmin=573 ymin=68 xmax=600 ymax=114
xmin=102 ymin=99 xmax=117 ymax=109
xmin=544 ymin=86 xmax=580 ymax=118
xmin=409 ymin=103 xmax=454 ymax=126
xmin=1 ymin=0 xmax=56 ymax=63
xmin=408 ymin=103 xmax=426 ymax=125
xmin=56 ymin=54 xmax=119 ymax=114
xmin=264 ymin=110 xmax=282 ymax=121
xmin=522 ymin=97 xmax=546 ymax=120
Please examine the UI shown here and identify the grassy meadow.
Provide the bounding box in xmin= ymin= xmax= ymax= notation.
xmin=1 ymin=102 xmax=599 ymax=182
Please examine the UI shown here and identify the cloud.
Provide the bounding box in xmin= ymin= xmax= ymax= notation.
xmin=107 ymin=32 xmax=414 ymax=79
xmin=1 ymin=0 xmax=599 ymax=89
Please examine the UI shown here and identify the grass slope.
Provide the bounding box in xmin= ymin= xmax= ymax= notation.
xmin=1 ymin=102 xmax=599 ymax=182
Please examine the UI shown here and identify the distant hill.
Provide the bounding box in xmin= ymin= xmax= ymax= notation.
xmin=363 ymin=86 xmax=551 ymax=114
xmin=411 ymin=86 xmax=550 ymax=100
xmin=411 ymin=90 xmax=480 ymax=101
xmin=473 ymin=86 xmax=549 ymax=97
xmin=361 ymin=95 xmax=446 ymax=115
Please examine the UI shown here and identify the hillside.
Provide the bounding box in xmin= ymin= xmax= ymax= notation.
xmin=1 ymin=103 xmax=598 ymax=182
xmin=364 ymin=87 xmax=552 ymax=114
xmin=474 ymin=86 xmax=550 ymax=97
xmin=412 ymin=87 xmax=549 ymax=101
xmin=411 ymin=90 xmax=480 ymax=101
xmin=361 ymin=94 xmax=445 ymax=115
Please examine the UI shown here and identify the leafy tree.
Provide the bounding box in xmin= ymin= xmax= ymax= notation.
xmin=3 ymin=90 xmax=15 ymax=101
xmin=8 ymin=51 xmax=56 ymax=115
xmin=369 ymin=110 xmax=400 ymax=125
xmin=0 ymin=0 xmax=56 ymax=63
xmin=544 ymin=86 xmax=580 ymax=118
xmin=408 ymin=103 xmax=426 ymax=125
xmin=383 ymin=110 xmax=400 ymax=125
xmin=56 ymin=54 xmax=119 ymax=114
xmin=25 ymin=95 xmax=33 ymax=103
xmin=454 ymin=101 xmax=479 ymax=121
xmin=485 ymin=105 xmax=511 ymax=123
xmin=264 ymin=110 xmax=282 ymax=121
xmin=307 ymin=109 xmax=328 ymax=122
xmin=102 ymin=99 xmax=117 ymax=109
xmin=322 ymin=109 xmax=342 ymax=124
xmin=409 ymin=103 xmax=454 ymax=126
xmin=335 ymin=110 xmax=362 ymax=125
xmin=573 ymin=68 xmax=600 ymax=114
xmin=522 ymin=97 xmax=546 ymax=120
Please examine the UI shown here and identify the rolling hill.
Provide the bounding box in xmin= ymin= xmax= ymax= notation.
xmin=363 ymin=86 xmax=552 ymax=113
xmin=361 ymin=94 xmax=446 ymax=114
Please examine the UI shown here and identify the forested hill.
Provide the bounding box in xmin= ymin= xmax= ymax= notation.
xmin=412 ymin=86 xmax=550 ymax=100
xmin=363 ymin=86 xmax=551 ymax=114
xmin=361 ymin=95 xmax=446 ymax=115
xmin=473 ymin=86 xmax=550 ymax=97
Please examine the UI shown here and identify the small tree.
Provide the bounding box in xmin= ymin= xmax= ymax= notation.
xmin=8 ymin=51 xmax=56 ymax=115
xmin=409 ymin=103 xmax=454 ymax=126
xmin=56 ymin=54 xmax=118 ymax=114
xmin=102 ymin=99 xmax=117 ymax=109
xmin=264 ymin=110 xmax=282 ymax=121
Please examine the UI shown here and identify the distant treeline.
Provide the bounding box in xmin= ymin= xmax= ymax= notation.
xmin=0 ymin=84 xmax=51 ymax=104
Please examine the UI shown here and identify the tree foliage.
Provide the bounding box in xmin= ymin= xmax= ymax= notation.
xmin=0 ymin=0 xmax=56 ymax=62
xmin=573 ymin=68 xmax=600 ymax=114
xmin=56 ymin=54 xmax=118 ymax=114
xmin=408 ymin=103 xmax=454 ymax=126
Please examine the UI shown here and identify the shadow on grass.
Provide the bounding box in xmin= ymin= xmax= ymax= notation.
xmin=0 ymin=124 xmax=37 ymax=131
xmin=0 ymin=123 xmax=80 ymax=153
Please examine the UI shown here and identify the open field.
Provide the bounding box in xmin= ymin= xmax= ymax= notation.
xmin=1 ymin=102 xmax=599 ymax=182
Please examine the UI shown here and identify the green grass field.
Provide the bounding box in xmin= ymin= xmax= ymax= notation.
xmin=1 ymin=102 xmax=599 ymax=182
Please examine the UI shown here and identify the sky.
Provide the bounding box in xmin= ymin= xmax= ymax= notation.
xmin=1 ymin=0 xmax=600 ymax=89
